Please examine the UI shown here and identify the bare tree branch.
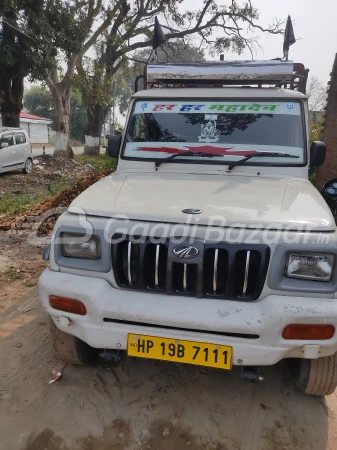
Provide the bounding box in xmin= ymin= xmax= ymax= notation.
xmin=82 ymin=14 xmax=114 ymax=55
xmin=307 ymin=76 xmax=327 ymax=111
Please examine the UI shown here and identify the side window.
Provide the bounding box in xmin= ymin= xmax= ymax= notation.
xmin=128 ymin=114 xmax=147 ymax=142
xmin=15 ymin=133 xmax=26 ymax=144
xmin=0 ymin=133 xmax=14 ymax=148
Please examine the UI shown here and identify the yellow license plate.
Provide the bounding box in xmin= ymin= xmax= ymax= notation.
xmin=127 ymin=334 xmax=232 ymax=370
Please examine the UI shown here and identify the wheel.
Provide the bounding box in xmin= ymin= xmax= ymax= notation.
xmin=49 ymin=318 xmax=100 ymax=365
xmin=23 ymin=158 xmax=33 ymax=174
xmin=296 ymin=353 xmax=337 ymax=395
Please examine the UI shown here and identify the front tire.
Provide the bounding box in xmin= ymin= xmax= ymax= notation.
xmin=296 ymin=353 xmax=337 ymax=395
xmin=50 ymin=319 xmax=99 ymax=365
xmin=23 ymin=158 xmax=33 ymax=174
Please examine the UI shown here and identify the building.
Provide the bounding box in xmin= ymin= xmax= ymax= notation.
xmin=315 ymin=54 xmax=337 ymax=188
xmin=0 ymin=112 xmax=52 ymax=144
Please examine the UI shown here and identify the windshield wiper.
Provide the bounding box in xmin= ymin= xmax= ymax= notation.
xmin=155 ymin=151 xmax=223 ymax=169
xmin=227 ymin=152 xmax=300 ymax=172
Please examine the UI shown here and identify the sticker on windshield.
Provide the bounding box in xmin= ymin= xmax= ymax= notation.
xmin=199 ymin=114 xmax=219 ymax=143
xmin=134 ymin=101 xmax=301 ymax=116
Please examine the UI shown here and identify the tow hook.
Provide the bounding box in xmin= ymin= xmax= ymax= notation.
xmin=240 ymin=366 xmax=264 ymax=383
xmin=99 ymin=349 xmax=121 ymax=364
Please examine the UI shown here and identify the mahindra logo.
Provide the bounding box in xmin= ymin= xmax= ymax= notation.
xmin=172 ymin=245 xmax=199 ymax=259
xmin=182 ymin=208 xmax=202 ymax=214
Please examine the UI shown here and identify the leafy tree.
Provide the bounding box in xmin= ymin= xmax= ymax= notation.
xmin=0 ymin=0 xmax=100 ymax=155
xmin=77 ymin=41 xmax=205 ymax=154
xmin=43 ymin=1 xmax=116 ymax=158
xmin=76 ymin=0 xmax=282 ymax=155
xmin=0 ymin=0 xmax=57 ymax=126
xmin=76 ymin=48 xmax=115 ymax=154
xmin=309 ymin=118 xmax=324 ymax=145
xmin=24 ymin=85 xmax=87 ymax=142
xmin=24 ymin=86 xmax=54 ymax=120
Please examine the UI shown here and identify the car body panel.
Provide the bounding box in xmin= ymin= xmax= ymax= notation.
xmin=0 ymin=128 xmax=31 ymax=173
xmin=69 ymin=172 xmax=334 ymax=231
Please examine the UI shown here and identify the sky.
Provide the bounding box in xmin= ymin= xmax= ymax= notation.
xmin=182 ymin=0 xmax=337 ymax=84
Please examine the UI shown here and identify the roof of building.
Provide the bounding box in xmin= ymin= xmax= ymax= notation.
xmin=20 ymin=112 xmax=50 ymax=121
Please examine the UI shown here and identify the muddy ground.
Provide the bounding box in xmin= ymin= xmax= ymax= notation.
xmin=0 ymin=230 xmax=337 ymax=450
xmin=0 ymin=155 xmax=88 ymax=197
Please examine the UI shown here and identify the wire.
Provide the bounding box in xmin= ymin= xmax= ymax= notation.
xmin=1 ymin=18 xmax=40 ymax=44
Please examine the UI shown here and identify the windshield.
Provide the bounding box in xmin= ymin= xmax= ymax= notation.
xmin=123 ymin=100 xmax=305 ymax=165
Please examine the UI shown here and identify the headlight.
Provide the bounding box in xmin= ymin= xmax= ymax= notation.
xmin=61 ymin=232 xmax=101 ymax=260
xmin=285 ymin=252 xmax=335 ymax=281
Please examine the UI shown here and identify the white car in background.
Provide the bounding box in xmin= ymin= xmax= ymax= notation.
xmin=0 ymin=128 xmax=33 ymax=174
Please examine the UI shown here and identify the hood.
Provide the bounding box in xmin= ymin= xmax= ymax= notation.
xmin=69 ymin=172 xmax=335 ymax=231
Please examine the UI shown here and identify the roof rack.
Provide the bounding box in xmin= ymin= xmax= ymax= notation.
xmin=136 ymin=60 xmax=309 ymax=94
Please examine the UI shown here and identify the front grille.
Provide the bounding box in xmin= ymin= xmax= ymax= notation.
xmin=111 ymin=236 xmax=270 ymax=301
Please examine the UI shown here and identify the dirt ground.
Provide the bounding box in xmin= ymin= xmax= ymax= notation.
xmin=0 ymin=232 xmax=337 ymax=450
xmin=0 ymin=155 xmax=88 ymax=197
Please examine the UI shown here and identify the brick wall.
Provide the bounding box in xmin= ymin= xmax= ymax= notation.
xmin=315 ymin=54 xmax=337 ymax=188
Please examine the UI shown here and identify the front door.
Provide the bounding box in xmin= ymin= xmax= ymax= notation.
xmin=13 ymin=132 xmax=29 ymax=166
xmin=0 ymin=133 xmax=16 ymax=172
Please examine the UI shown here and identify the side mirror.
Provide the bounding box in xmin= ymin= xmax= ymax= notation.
xmin=310 ymin=141 xmax=326 ymax=166
xmin=0 ymin=142 xmax=9 ymax=149
xmin=321 ymin=179 xmax=337 ymax=218
xmin=107 ymin=135 xmax=122 ymax=159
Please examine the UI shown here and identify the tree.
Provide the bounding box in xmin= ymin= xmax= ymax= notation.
xmin=0 ymin=0 xmax=57 ymax=127
xmin=24 ymin=86 xmax=54 ymax=120
xmin=43 ymin=1 xmax=117 ymax=158
xmin=307 ymin=76 xmax=327 ymax=112
xmin=77 ymin=41 xmax=205 ymax=154
xmin=24 ymin=85 xmax=87 ymax=142
xmin=0 ymin=0 xmax=101 ymax=153
xmin=69 ymin=89 xmax=87 ymax=143
xmin=76 ymin=48 xmax=115 ymax=154
xmin=77 ymin=0 xmax=282 ymax=155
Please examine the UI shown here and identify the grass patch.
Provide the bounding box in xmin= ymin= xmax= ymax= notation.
xmin=0 ymin=156 xmax=115 ymax=217
xmin=0 ymin=177 xmax=75 ymax=216
xmin=0 ymin=192 xmax=45 ymax=215
xmin=47 ymin=177 xmax=74 ymax=196
xmin=75 ymin=154 xmax=115 ymax=171
xmin=4 ymin=269 xmax=22 ymax=280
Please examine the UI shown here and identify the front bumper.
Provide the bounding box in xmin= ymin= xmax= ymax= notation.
xmin=39 ymin=269 xmax=337 ymax=366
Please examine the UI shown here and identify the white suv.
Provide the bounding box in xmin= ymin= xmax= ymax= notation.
xmin=39 ymin=60 xmax=337 ymax=396
xmin=0 ymin=128 xmax=33 ymax=174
